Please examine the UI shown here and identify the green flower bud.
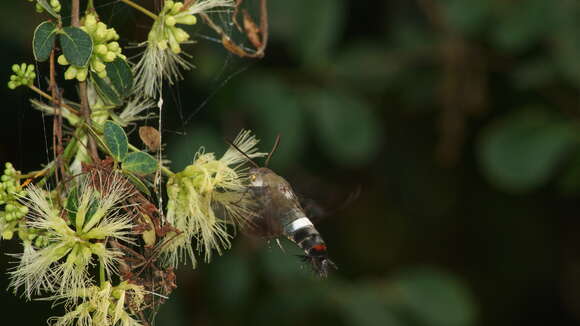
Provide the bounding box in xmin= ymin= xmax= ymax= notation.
xmin=103 ymin=52 xmax=116 ymax=62
xmin=93 ymin=60 xmax=106 ymax=73
xmin=2 ymin=230 xmax=13 ymax=240
xmin=170 ymin=2 xmax=183 ymax=14
xmin=95 ymin=44 xmax=108 ymax=56
xmin=76 ymin=68 xmax=88 ymax=82
xmin=107 ymin=42 xmax=120 ymax=52
xmin=57 ymin=55 xmax=69 ymax=65
xmin=172 ymin=27 xmax=190 ymax=43
xmin=176 ymin=15 xmax=197 ymax=25
xmin=64 ymin=66 xmax=78 ymax=80
xmin=165 ymin=16 xmax=176 ymax=27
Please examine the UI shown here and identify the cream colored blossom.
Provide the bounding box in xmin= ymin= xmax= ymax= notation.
xmin=164 ymin=130 xmax=265 ymax=267
xmin=133 ymin=0 xmax=234 ymax=98
xmin=9 ymin=172 xmax=135 ymax=299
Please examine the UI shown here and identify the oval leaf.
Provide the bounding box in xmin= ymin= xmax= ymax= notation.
xmin=478 ymin=108 xmax=577 ymax=193
xmin=122 ymin=152 xmax=157 ymax=175
xmin=124 ymin=171 xmax=151 ymax=196
xmin=59 ymin=26 xmax=93 ymax=67
xmin=91 ymin=72 xmax=122 ymax=106
xmin=106 ymin=58 xmax=133 ymax=97
xmin=33 ymin=21 xmax=57 ymax=62
xmin=103 ymin=121 xmax=128 ymax=161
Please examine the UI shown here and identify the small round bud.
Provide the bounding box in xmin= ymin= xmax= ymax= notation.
xmin=95 ymin=44 xmax=108 ymax=55
xmin=85 ymin=14 xmax=97 ymax=28
xmin=171 ymin=2 xmax=183 ymax=14
xmin=172 ymin=27 xmax=190 ymax=43
xmin=93 ymin=60 xmax=106 ymax=73
xmin=106 ymin=29 xmax=119 ymax=40
xmin=57 ymin=54 xmax=69 ymax=65
xmin=64 ymin=66 xmax=78 ymax=80
xmin=76 ymin=68 xmax=88 ymax=82
xmin=107 ymin=42 xmax=119 ymax=52
xmin=2 ymin=230 xmax=14 ymax=240
xmin=104 ymin=52 xmax=116 ymax=62
xmin=176 ymin=15 xmax=197 ymax=25
xmin=165 ymin=16 xmax=176 ymax=27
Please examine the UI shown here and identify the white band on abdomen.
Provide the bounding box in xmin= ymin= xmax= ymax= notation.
xmin=285 ymin=217 xmax=314 ymax=233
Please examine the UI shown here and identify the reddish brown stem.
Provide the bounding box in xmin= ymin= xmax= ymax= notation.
xmin=49 ymin=50 xmax=66 ymax=182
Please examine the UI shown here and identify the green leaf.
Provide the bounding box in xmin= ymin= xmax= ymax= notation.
xmin=124 ymin=171 xmax=151 ymax=196
xmin=59 ymin=26 xmax=93 ymax=66
xmin=304 ymin=89 xmax=382 ymax=166
xmin=106 ymin=58 xmax=133 ymax=97
xmin=33 ymin=21 xmax=57 ymax=62
xmin=103 ymin=121 xmax=128 ymax=161
xmin=91 ymin=72 xmax=122 ymax=106
xmin=478 ymin=108 xmax=577 ymax=193
xmin=66 ymin=186 xmax=80 ymax=221
xmin=122 ymin=152 xmax=157 ymax=175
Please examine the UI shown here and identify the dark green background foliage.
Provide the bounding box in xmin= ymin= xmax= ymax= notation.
xmin=0 ymin=0 xmax=579 ymax=325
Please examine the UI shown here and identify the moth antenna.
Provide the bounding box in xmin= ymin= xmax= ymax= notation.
xmin=224 ymin=138 xmax=260 ymax=168
xmin=265 ymin=134 xmax=281 ymax=167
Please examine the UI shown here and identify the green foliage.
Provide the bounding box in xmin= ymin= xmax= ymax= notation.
xmin=32 ymin=21 xmax=57 ymax=62
xmin=105 ymin=58 xmax=133 ymax=96
xmin=59 ymin=26 xmax=93 ymax=66
xmin=122 ymin=152 xmax=157 ymax=175
xmin=91 ymin=72 xmax=123 ymax=106
xmin=478 ymin=109 xmax=577 ymax=193
xmin=103 ymin=121 xmax=128 ymax=162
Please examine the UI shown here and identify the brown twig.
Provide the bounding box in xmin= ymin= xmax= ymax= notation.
xmin=201 ymin=0 xmax=269 ymax=58
xmin=49 ymin=49 xmax=66 ymax=182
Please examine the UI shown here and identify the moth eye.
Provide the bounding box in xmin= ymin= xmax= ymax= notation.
xmin=250 ymin=175 xmax=257 ymax=181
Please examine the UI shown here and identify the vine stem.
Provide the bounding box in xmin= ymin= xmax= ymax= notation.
xmin=119 ymin=0 xmax=158 ymax=20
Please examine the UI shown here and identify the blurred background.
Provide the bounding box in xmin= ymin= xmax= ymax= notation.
xmin=1 ymin=0 xmax=580 ymax=325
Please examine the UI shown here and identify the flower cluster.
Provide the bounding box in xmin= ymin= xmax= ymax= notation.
xmin=149 ymin=1 xmax=198 ymax=55
xmin=133 ymin=0 xmax=234 ymax=98
xmin=9 ymin=172 xmax=134 ymax=299
xmin=59 ymin=13 xmax=125 ymax=81
xmin=7 ymin=63 xmax=36 ymax=89
xmin=28 ymin=0 xmax=61 ymax=13
xmin=164 ymin=130 xmax=264 ymax=267
xmin=0 ymin=163 xmax=28 ymax=239
xmin=47 ymin=281 xmax=145 ymax=326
